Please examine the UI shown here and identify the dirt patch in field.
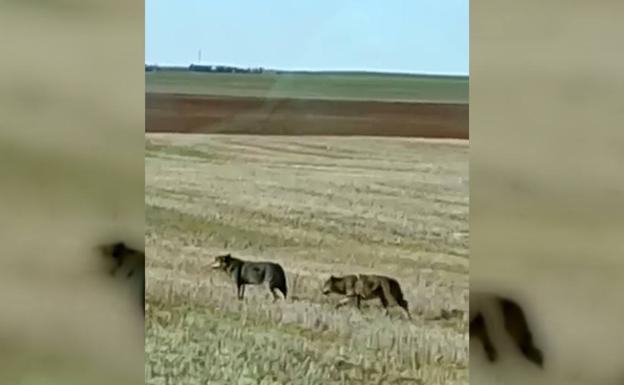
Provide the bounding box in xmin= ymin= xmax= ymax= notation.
xmin=146 ymin=93 xmax=469 ymax=139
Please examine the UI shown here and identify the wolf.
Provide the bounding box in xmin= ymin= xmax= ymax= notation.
xmin=98 ymin=241 xmax=145 ymax=316
xmin=322 ymin=274 xmax=411 ymax=319
xmin=211 ymin=254 xmax=288 ymax=301
xmin=470 ymin=293 xmax=544 ymax=368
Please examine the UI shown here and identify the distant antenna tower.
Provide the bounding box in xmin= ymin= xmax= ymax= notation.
xmin=198 ymin=49 xmax=202 ymax=63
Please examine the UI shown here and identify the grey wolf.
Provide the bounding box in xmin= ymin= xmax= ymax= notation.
xmin=322 ymin=274 xmax=411 ymax=319
xmin=211 ymin=254 xmax=288 ymax=301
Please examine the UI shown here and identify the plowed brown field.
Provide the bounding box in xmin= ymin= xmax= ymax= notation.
xmin=146 ymin=93 xmax=468 ymax=139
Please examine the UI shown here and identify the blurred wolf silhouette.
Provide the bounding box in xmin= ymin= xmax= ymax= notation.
xmin=98 ymin=241 xmax=145 ymax=315
xmin=322 ymin=274 xmax=411 ymax=319
xmin=470 ymin=293 xmax=544 ymax=368
xmin=211 ymin=254 xmax=288 ymax=301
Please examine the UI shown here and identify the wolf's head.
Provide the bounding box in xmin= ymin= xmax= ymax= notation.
xmin=322 ymin=275 xmax=340 ymax=295
xmin=211 ymin=253 xmax=234 ymax=270
xmin=98 ymin=241 xmax=144 ymax=278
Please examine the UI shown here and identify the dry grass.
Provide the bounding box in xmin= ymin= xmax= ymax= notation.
xmin=146 ymin=134 xmax=468 ymax=384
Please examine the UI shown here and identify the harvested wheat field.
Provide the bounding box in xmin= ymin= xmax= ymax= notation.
xmin=145 ymin=134 xmax=469 ymax=385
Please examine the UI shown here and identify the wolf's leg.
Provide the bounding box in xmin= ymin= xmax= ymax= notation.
xmin=237 ymin=284 xmax=246 ymax=300
xmin=378 ymin=280 xmax=399 ymax=307
xmin=270 ymin=287 xmax=280 ymax=302
xmin=379 ymin=295 xmax=389 ymax=308
xmin=355 ymin=295 xmax=362 ymax=309
xmin=499 ymin=298 xmax=544 ymax=367
xmin=470 ymin=312 xmax=497 ymax=362
xmin=379 ymin=295 xmax=390 ymax=316
xmin=401 ymin=303 xmax=411 ymax=320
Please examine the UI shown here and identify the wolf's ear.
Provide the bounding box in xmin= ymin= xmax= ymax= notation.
xmin=329 ymin=275 xmax=335 ymax=280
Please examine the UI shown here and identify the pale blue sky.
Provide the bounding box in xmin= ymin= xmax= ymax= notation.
xmin=146 ymin=0 xmax=469 ymax=75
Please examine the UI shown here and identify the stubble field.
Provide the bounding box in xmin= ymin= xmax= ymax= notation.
xmin=145 ymin=134 xmax=469 ymax=384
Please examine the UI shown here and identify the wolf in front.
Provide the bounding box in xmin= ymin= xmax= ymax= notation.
xmin=211 ymin=254 xmax=288 ymax=301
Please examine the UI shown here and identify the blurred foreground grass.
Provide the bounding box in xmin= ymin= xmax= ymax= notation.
xmin=471 ymin=0 xmax=624 ymax=384
xmin=0 ymin=1 xmax=144 ymax=384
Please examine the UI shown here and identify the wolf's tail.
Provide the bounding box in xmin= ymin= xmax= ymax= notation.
xmin=279 ymin=285 xmax=288 ymax=299
xmin=273 ymin=265 xmax=288 ymax=299
xmin=390 ymin=281 xmax=406 ymax=302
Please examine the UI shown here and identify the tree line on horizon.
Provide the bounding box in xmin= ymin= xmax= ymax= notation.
xmin=145 ymin=64 xmax=469 ymax=79
xmin=145 ymin=64 xmax=265 ymax=73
